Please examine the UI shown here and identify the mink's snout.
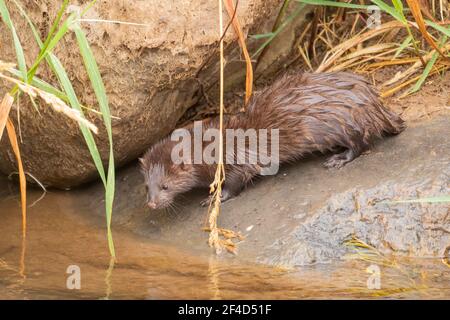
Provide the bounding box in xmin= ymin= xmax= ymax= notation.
xmin=147 ymin=201 xmax=158 ymax=209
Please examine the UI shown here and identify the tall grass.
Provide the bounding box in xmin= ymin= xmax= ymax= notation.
xmin=251 ymin=0 xmax=449 ymax=97
xmin=0 ymin=0 xmax=116 ymax=257
xmin=388 ymin=195 xmax=450 ymax=203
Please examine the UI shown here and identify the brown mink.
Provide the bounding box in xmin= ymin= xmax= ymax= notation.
xmin=140 ymin=72 xmax=405 ymax=209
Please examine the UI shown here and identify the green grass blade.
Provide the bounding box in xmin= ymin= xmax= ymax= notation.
xmin=0 ymin=0 xmax=27 ymax=81
xmin=7 ymin=0 xmax=71 ymax=88
xmin=24 ymin=13 xmax=76 ymax=86
xmin=425 ymin=20 xmax=450 ymax=38
xmin=39 ymin=0 xmax=69 ymax=55
xmin=250 ymin=32 xmax=275 ymax=40
xmin=393 ymin=34 xmax=412 ymax=59
xmin=9 ymin=68 xmax=65 ymax=99
xmin=82 ymin=0 xmax=99 ymax=16
xmin=296 ymin=0 xmax=369 ymax=9
xmin=11 ymin=0 xmax=42 ymax=46
xmin=50 ymin=56 xmax=108 ymax=185
xmin=73 ymin=22 xmax=116 ymax=258
xmin=388 ymin=196 xmax=450 ymax=203
xmin=5 ymin=0 xmax=115 ymax=257
xmin=72 ymin=29 xmax=112 ymax=128
xmin=407 ymin=49 xmax=438 ymax=94
xmin=8 ymin=67 xmax=103 ymax=118
xmin=407 ymin=35 xmax=448 ymax=94
xmin=11 ymin=1 xmax=110 ymax=118
xmin=391 ymin=0 xmax=404 ymax=15
xmin=9 ymin=0 xmax=108 ymax=185
xmin=370 ymin=0 xmax=405 ymax=23
xmin=253 ymin=3 xmax=306 ymax=57
xmin=0 ymin=0 xmax=42 ymax=113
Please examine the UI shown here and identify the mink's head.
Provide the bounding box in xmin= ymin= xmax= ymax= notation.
xmin=140 ymin=139 xmax=196 ymax=210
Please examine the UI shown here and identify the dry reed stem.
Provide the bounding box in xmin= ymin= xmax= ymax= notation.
xmin=381 ymin=64 xmax=449 ymax=98
xmin=328 ymin=44 xmax=398 ymax=72
xmin=339 ymin=43 xmax=397 ymax=62
xmin=345 ymin=236 xmax=428 ymax=294
xmin=0 ymin=61 xmax=16 ymax=72
xmin=5 ymin=118 xmax=27 ymax=277
xmin=312 ymin=9 xmax=449 ymax=97
xmin=5 ymin=119 xmax=26 ymax=233
xmin=341 ymin=48 xmax=401 ymax=72
xmin=207 ymin=0 xmax=226 ymax=255
xmin=363 ymin=57 xmax=420 ymax=70
xmin=0 ymin=93 xmax=14 ymax=141
xmin=0 ymin=72 xmax=98 ymax=134
xmin=316 ymin=21 xmax=404 ymax=72
xmin=1 ymin=63 xmax=27 ymax=278
xmin=298 ymin=44 xmax=314 ymax=71
xmin=206 ymin=0 xmax=247 ymax=255
xmin=381 ymin=43 xmax=450 ymax=87
xmin=224 ymin=0 xmax=253 ymax=106
xmin=406 ymin=0 xmax=448 ymax=59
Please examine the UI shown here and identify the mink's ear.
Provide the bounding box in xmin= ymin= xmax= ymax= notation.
xmin=180 ymin=161 xmax=192 ymax=171
xmin=172 ymin=162 xmax=188 ymax=171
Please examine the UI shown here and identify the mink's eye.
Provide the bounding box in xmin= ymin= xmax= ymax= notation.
xmin=162 ymin=184 xmax=168 ymax=190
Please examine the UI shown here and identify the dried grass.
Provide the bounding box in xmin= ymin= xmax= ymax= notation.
xmin=206 ymin=0 xmax=251 ymax=254
xmin=0 ymin=66 xmax=98 ymax=134
xmin=290 ymin=3 xmax=450 ymax=98
xmin=344 ymin=236 xmax=428 ymax=297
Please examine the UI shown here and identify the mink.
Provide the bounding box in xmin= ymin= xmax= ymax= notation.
xmin=140 ymin=72 xmax=405 ymax=209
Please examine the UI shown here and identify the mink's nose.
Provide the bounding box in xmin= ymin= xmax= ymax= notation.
xmin=147 ymin=201 xmax=157 ymax=209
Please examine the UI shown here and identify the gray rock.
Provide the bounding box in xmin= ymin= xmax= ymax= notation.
xmin=79 ymin=116 xmax=450 ymax=267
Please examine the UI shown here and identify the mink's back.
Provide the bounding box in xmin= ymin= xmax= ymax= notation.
xmin=239 ymin=72 xmax=405 ymax=163
xmin=146 ymin=72 xmax=405 ymax=178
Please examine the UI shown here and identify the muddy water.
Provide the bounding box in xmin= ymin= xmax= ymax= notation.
xmin=0 ymin=176 xmax=449 ymax=300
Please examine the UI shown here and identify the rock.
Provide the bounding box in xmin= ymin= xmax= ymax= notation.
xmin=264 ymin=172 xmax=450 ymax=266
xmin=0 ymin=0 xmax=312 ymax=188
xmin=260 ymin=116 xmax=450 ymax=266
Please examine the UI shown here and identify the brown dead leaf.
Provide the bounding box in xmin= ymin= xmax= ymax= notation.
xmin=6 ymin=118 xmax=27 ymax=235
xmin=316 ymin=21 xmax=404 ymax=72
xmin=224 ymin=0 xmax=253 ymax=105
xmin=406 ymin=0 xmax=447 ymax=59
xmin=0 ymin=93 xmax=14 ymax=141
xmin=418 ymin=0 xmax=436 ymax=22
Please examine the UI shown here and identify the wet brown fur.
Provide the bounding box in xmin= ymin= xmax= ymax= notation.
xmin=141 ymin=72 xmax=405 ymax=209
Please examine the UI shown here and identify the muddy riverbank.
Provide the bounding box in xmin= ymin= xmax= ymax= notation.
xmin=0 ymin=176 xmax=449 ymax=299
xmin=75 ymin=115 xmax=449 ymax=266
xmin=0 ymin=109 xmax=449 ymax=299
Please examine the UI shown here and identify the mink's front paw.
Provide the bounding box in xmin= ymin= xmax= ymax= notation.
xmin=200 ymin=196 xmax=213 ymax=207
xmin=199 ymin=189 xmax=234 ymax=207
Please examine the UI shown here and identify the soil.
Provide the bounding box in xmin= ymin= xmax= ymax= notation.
xmin=374 ymin=67 xmax=450 ymax=122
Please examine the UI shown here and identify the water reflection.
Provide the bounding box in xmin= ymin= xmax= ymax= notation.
xmin=0 ymin=178 xmax=449 ymax=299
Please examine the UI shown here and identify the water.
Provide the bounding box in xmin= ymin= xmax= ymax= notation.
xmin=0 ymin=175 xmax=449 ymax=300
